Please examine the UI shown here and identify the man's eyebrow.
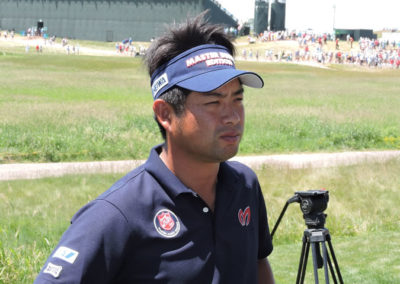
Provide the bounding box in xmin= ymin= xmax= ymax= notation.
xmin=205 ymin=87 xmax=244 ymax=97
xmin=233 ymin=87 xmax=245 ymax=95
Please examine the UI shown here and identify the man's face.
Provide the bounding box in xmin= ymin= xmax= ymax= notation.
xmin=169 ymin=78 xmax=244 ymax=163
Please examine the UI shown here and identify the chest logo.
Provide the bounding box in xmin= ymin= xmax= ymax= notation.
xmin=238 ymin=206 xmax=251 ymax=226
xmin=154 ymin=209 xmax=181 ymax=238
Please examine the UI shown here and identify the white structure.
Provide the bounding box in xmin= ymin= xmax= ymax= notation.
xmin=285 ymin=0 xmax=399 ymax=33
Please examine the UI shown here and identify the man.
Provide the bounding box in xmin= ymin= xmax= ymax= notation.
xmin=35 ymin=13 xmax=275 ymax=283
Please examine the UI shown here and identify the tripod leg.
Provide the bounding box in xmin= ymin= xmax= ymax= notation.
xmin=311 ymin=242 xmax=320 ymax=284
xmin=325 ymin=250 xmax=338 ymax=284
xmin=296 ymin=237 xmax=310 ymax=284
xmin=321 ymin=241 xmax=330 ymax=284
xmin=327 ymin=238 xmax=344 ymax=284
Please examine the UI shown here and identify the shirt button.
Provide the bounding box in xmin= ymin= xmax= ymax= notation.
xmin=203 ymin=207 xmax=209 ymax=213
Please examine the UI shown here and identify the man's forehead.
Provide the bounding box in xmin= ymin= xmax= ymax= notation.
xmin=190 ymin=79 xmax=244 ymax=98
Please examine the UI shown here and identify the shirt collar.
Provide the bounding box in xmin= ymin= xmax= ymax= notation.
xmin=145 ymin=144 xmax=239 ymax=198
xmin=217 ymin=161 xmax=239 ymax=192
xmin=144 ymin=144 xmax=192 ymax=198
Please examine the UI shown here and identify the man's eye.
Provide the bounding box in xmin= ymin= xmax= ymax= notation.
xmin=205 ymin=101 xmax=219 ymax=105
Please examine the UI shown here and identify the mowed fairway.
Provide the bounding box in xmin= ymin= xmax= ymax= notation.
xmin=1 ymin=52 xmax=400 ymax=163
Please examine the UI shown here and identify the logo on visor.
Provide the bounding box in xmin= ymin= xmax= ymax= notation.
xmin=186 ymin=51 xmax=234 ymax=68
xmin=152 ymin=73 xmax=169 ymax=98
xmin=154 ymin=209 xmax=180 ymax=238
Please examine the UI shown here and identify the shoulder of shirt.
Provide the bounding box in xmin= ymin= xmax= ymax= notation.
xmin=71 ymin=164 xmax=151 ymax=223
xmin=220 ymin=161 xmax=258 ymax=185
xmin=96 ymin=163 xmax=149 ymax=200
xmin=221 ymin=161 xmax=261 ymax=196
xmin=223 ymin=160 xmax=258 ymax=180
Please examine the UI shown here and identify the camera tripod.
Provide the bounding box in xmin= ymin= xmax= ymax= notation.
xmin=271 ymin=190 xmax=344 ymax=284
xmin=296 ymin=228 xmax=343 ymax=284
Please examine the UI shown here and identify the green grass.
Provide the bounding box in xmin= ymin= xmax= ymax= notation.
xmin=1 ymin=159 xmax=399 ymax=283
xmin=240 ymin=62 xmax=400 ymax=154
xmin=270 ymin=231 xmax=400 ymax=283
xmin=0 ymin=53 xmax=155 ymax=162
xmin=1 ymin=52 xmax=400 ymax=163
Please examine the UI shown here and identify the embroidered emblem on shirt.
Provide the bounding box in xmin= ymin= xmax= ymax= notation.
xmin=238 ymin=206 xmax=251 ymax=226
xmin=44 ymin=262 xmax=63 ymax=278
xmin=53 ymin=246 xmax=79 ymax=264
xmin=154 ymin=209 xmax=181 ymax=238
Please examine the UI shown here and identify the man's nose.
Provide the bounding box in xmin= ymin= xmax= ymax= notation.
xmin=221 ymin=105 xmax=241 ymax=125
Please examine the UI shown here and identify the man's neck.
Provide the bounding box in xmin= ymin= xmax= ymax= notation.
xmin=159 ymin=145 xmax=219 ymax=211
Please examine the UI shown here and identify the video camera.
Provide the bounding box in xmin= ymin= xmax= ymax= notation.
xmin=271 ymin=189 xmax=329 ymax=238
xmin=294 ymin=190 xmax=329 ymax=229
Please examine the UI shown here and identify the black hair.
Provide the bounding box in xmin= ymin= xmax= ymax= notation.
xmin=144 ymin=10 xmax=236 ymax=140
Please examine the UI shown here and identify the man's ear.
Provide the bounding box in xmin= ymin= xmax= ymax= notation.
xmin=153 ymin=99 xmax=174 ymax=132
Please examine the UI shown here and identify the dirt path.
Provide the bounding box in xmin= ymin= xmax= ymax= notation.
xmin=1 ymin=150 xmax=399 ymax=181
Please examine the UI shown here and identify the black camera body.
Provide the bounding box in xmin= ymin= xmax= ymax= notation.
xmin=295 ymin=190 xmax=329 ymax=229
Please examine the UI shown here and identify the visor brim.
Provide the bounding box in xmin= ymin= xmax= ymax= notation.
xmin=176 ymin=69 xmax=264 ymax=93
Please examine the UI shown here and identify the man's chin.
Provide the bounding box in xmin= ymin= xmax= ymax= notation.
xmin=217 ymin=146 xmax=239 ymax=162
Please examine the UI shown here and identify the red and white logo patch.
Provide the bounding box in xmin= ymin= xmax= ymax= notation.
xmin=154 ymin=209 xmax=180 ymax=238
xmin=238 ymin=206 xmax=251 ymax=226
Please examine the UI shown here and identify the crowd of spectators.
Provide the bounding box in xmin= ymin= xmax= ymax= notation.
xmin=241 ymin=30 xmax=400 ymax=69
xmin=2 ymin=27 xmax=399 ymax=68
xmin=115 ymin=38 xmax=146 ymax=57
xmin=0 ymin=30 xmax=15 ymax=39
xmin=0 ymin=28 xmax=147 ymax=57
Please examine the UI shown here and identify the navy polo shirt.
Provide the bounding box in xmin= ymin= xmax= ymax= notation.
xmin=35 ymin=145 xmax=273 ymax=283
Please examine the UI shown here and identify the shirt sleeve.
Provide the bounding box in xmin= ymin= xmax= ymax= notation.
xmin=34 ymin=199 xmax=131 ymax=284
xmin=257 ymin=182 xmax=273 ymax=259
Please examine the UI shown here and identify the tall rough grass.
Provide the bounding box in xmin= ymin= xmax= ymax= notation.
xmin=1 ymin=54 xmax=400 ymax=163
xmin=1 ymin=159 xmax=399 ymax=283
